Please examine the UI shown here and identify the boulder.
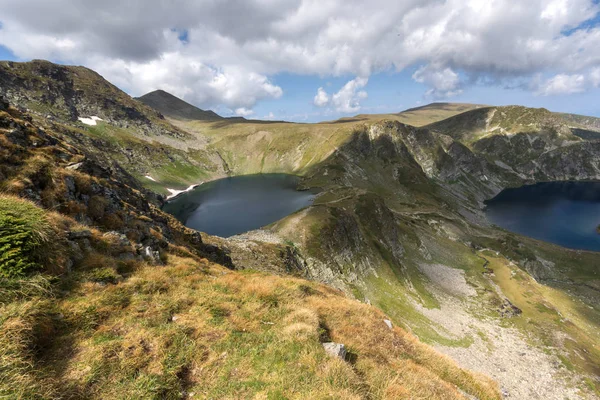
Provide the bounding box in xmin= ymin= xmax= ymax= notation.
xmin=383 ymin=319 xmax=393 ymax=330
xmin=322 ymin=342 xmax=346 ymax=360
xmin=499 ymin=299 xmax=522 ymax=318
xmin=143 ymin=246 xmax=160 ymax=263
xmin=103 ymin=231 xmax=130 ymax=247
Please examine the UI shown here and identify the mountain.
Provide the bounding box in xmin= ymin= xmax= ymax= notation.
xmin=137 ymin=89 xmax=224 ymax=121
xmin=182 ymin=103 xmax=600 ymax=398
xmin=2 ymin=60 xmax=600 ymax=399
xmin=0 ymin=83 xmax=501 ymax=400
xmin=425 ymin=105 xmax=600 ymax=182
xmin=0 ymin=60 xmax=229 ymax=194
xmin=0 ymin=60 xmax=187 ymax=139
xmin=557 ymin=112 xmax=600 ymax=140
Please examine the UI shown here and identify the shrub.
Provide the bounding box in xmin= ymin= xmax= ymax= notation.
xmin=0 ymin=195 xmax=52 ymax=278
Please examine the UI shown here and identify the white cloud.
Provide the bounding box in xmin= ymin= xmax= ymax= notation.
xmin=412 ymin=64 xmax=462 ymax=98
xmin=534 ymin=73 xmax=587 ymax=95
xmin=91 ymin=54 xmax=282 ymax=109
xmin=234 ymin=107 xmax=254 ymax=117
xmin=313 ymin=78 xmax=368 ymax=113
xmin=0 ymin=0 xmax=599 ymax=108
xmin=313 ymin=87 xmax=330 ymax=107
xmin=331 ymin=77 xmax=368 ymax=113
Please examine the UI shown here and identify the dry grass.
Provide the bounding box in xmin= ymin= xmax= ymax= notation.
xmin=0 ymin=252 xmax=500 ymax=399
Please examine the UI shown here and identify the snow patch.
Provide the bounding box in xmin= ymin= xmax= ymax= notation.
xmin=78 ymin=116 xmax=103 ymax=126
xmin=144 ymin=175 xmax=157 ymax=182
xmin=166 ymin=184 xmax=200 ymax=200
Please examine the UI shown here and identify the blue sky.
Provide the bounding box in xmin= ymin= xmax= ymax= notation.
xmin=250 ymin=69 xmax=600 ymax=122
xmin=1 ymin=1 xmax=599 ymax=123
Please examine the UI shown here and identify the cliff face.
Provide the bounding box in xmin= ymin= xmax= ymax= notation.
xmin=426 ymin=106 xmax=600 ymax=186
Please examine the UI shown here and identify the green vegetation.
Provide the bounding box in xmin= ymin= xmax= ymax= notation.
xmin=0 ymin=195 xmax=53 ymax=278
xmin=0 ymin=253 xmax=501 ymax=399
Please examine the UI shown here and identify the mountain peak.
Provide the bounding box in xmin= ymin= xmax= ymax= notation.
xmin=137 ymin=90 xmax=223 ymax=121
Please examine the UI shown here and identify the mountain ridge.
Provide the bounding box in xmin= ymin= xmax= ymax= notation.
xmin=136 ymin=89 xmax=225 ymax=121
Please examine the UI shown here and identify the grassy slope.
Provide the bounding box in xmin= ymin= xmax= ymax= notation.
xmin=170 ymin=118 xmax=361 ymax=176
xmin=0 ymin=209 xmax=500 ymax=399
xmin=557 ymin=112 xmax=600 ymax=132
xmin=393 ymin=103 xmax=489 ymax=127
xmin=337 ymin=103 xmax=488 ymax=128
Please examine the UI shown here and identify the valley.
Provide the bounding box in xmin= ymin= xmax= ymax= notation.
xmin=1 ymin=60 xmax=599 ymax=399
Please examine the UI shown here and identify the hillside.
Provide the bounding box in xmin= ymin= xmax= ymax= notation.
xmin=0 ymin=60 xmax=230 ymax=194
xmin=395 ymin=102 xmax=489 ymax=127
xmin=171 ymin=100 xmax=600 ymax=398
xmin=2 ymin=61 xmax=600 ymax=399
xmin=557 ymin=112 xmax=600 ymax=140
xmin=137 ymin=90 xmax=224 ymax=121
xmin=0 ymin=95 xmax=503 ymax=399
xmin=345 ymin=102 xmax=488 ymax=127
xmin=425 ymin=105 xmax=600 ymax=182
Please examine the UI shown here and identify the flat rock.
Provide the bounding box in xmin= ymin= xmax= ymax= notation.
xmin=322 ymin=342 xmax=346 ymax=360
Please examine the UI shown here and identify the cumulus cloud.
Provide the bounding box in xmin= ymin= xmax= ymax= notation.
xmin=412 ymin=64 xmax=462 ymax=98
xmin=0 ymin=0 xmax=599 ymax=110
xmin=234 ymin=107 xmax=255 ymax=117
xmin=331 ymin=77 xmax=368 ymax=113
xmin=534 ymin=73 xmax=587 ymax=95
xmin=313 ymin=87 xmax=330 ymax=107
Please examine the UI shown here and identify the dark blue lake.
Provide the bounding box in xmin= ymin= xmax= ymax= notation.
xmin=163 ymin=174 xmax=315 ymax=237
xmin=485 ymin=181 xmax=600 ymax=252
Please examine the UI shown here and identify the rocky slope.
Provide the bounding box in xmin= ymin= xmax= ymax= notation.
xmin=0 ymin=60 xmax=229 ymax=193
xmin=426 ymin=106 xmax=600 ymax=184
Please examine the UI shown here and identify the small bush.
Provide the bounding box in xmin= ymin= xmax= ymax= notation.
xmin=0 ymin=196 xmax=52 ymax=278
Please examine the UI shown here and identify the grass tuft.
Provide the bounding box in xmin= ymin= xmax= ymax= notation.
xmin=0 ymin=195 xmax=53 ymax=278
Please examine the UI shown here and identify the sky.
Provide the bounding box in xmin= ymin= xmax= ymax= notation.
xmin=0 ymin=0 xmax=599 ymax=122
